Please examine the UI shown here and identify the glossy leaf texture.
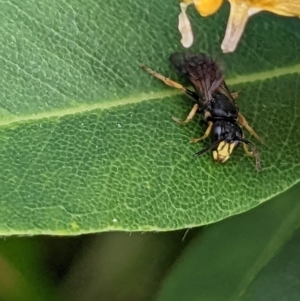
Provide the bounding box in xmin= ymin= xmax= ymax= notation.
xmin=155 ymin=182 xmax=300 ymax=301
xmin=0 ymin=0 xmax=300 ymax=234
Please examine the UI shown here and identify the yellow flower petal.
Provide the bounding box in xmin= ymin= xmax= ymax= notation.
xmin=221 ymin=1 xmax=259 ymax=53
xmin=178 ymin=0 xmax=224 ymax=48
xmin=193 ymin=0 xmax=224 ymax=17
xmin=181 ymin=0 xmax=194 ymax=4
xmin=242 ymin=0 xmax=300 ymax=17
xmin=221 ymin=0 xmax=300 ymax=53
xmin=178 ymin=2 xmax=194 ymax=48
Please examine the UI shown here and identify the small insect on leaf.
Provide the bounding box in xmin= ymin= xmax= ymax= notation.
xmin=141 ymin=53 xmax=263 ymax=171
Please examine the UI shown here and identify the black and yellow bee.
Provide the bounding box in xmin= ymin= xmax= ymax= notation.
xmin=141 ymin=52 xmax=263 ymax=170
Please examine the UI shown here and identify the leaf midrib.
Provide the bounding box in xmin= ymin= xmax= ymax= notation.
xmin=1 ymin=64 xmax=300 ymax=128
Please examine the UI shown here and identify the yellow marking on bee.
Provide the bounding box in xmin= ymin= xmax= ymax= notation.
xmin=213 ymin=141 xmax=236 ymax=163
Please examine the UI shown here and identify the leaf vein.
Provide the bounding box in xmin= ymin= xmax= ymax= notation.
xmin=0 ymin=64 xmax=299 ymax=127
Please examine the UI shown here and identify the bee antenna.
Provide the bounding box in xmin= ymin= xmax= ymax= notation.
xmin=194 ymin=139 xmax=223 ymax=157
xmin=241 ymin=139 xmax=258 ymax=153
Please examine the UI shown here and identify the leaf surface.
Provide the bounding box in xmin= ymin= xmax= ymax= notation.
xmin=1 ymin=0 xmax=300 ymax=234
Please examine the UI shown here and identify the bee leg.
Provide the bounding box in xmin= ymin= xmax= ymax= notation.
xmin=190 ymin=121 xmax=213 ymax=143
xmin=140 ymin=64 xmax=198 ymax=100
xmin=242 ymin=140 xmax=261 ymax=171
xmin=243 ymin=143 xmax=254 ymax=157
xmin=231 ymin=92 xmax=239 ymax=100
xmin=141 ymin=65 xmax=189 ymax=93
xmin=172 ymin=103 xmax=199 ymax=125
xmin=238 ymin=113 xmax=263 ymax=144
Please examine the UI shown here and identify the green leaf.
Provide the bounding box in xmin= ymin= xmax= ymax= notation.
xmin=155 ymin=182 xmax=300 ymax=301
xmin=0 ymin=0 xmax=300 ymax=234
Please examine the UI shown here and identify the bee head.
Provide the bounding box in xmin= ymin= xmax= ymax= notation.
xmin=194 ymin=138 xmax=261 ymax=170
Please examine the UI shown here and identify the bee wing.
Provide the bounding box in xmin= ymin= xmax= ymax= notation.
xmin=217 ymin=80 xmax=236 ymax=103
xmin=169 ymin=52 xmax=224 ymax=102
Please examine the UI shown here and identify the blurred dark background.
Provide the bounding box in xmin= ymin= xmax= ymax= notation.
xmin=0 ymin=228 xmax=200 ymax=301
